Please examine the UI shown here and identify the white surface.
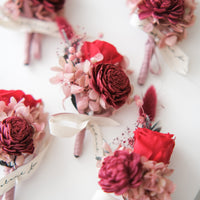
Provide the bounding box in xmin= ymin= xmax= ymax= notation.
xmin=0 ymin=0 xmax=200 ymax=199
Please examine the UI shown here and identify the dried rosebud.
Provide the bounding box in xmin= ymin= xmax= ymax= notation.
xmin=138 ymin=0 xmax=185 ymax=24
xmin=0 ymin=117 xmax=34 ymax=156
xmin=98 ymin=150 xmax=142 ymax=195
xmin=90 ymin=64 xmax=131 ymax=109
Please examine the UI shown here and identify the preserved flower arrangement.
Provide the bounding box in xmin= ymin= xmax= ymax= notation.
xmin=50 ymin=38 xmax=133 ymax=158
xmin=127 ymin=0 xmax=197 ymax=85
xmin=2 ymin=0 xmax=74 ymax=65
xmin=94 ymin=86 xmax=176 ymax=200
xmin=0 ymin=90 xmax=48 ymax=200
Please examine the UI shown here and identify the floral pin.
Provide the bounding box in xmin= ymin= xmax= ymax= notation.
xmin=1 ymin=0 xmax=74 ymax=65
xmin=50 ymin=38 xmax=134 ymax=158
xmin=0 ymin=90 xmax=48 ymax=200
xmin=94 ymin=86 xmax=176 ymax=200
xmin=127 ymin=0 xmax=197 ymax=85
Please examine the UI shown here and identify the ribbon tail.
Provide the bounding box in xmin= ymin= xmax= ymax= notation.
xmin=137 ymin=36 xmax=155 ymax=85
xmin=88 ymin=122 xmax=103 ymax=161
xmin=74 ymin=128 xmax=86 ymax=158
xmin=159 ymin=45 xmax=189 ymax=75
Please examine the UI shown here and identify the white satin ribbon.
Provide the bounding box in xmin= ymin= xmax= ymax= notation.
xmin=49 ymin=113 xmax=119 ymax=159
xmin=130 ymin=13 xmax=189 ymax=75
xmin=0 ymin=7 xmax=60 ymax=37
xmin=0 ymin=137 xmax=52 ymax=195
xmin=91 ymin=190 xmax=119 ymax=200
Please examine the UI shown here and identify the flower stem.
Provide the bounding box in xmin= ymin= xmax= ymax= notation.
xmin=137 ymin=36 xmax=155 ymax=85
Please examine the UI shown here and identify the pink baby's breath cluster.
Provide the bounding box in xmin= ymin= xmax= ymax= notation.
xmin=127 ymin=0 xmax=196 ymax=47
xmin=0 ymin=96 xmax=47 ymax=166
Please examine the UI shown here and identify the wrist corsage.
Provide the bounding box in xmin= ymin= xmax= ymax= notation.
xmin=93 ymin=86 xmax=176 ymax=200
xmin=50 ymin=36 xmax=133 ymax=158
xmin=0 ymin=90 xmax=49 ymax=200
xmin=127 ymin=0 xmax=196 ymax=85
xmin=1 ymin=0 xmax=74 ymax=65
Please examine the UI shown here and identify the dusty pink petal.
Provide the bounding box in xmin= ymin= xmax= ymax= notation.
xmin=0 ymin=101 xmax=6 ymax=111
xmin=75 ymin=75 xmax=85 ymax=87
xmin=0 ymin=112 xmax=7 ymax=121
xmin=64 ymin=62 xmax=74 ymax=73
xmin=49 ymin=73 xmax=64 ymax=84
xmin=84 ymin=75 xmax=90 ymax=87
xmin=77 ymin=96 xmax=89 ymax=110
xmin=143 ymin=23 xmax=154 ymax=33
xmin=62 ymin=85 xmax=71 ymax=98
xmin=89 ymin=90 xmax=99 ymax=100
xmin=120 ymin=56 xmax=130 ymax=70
xmin=51 ymin=66 xmax=63 ymax=72
xmin=99 ymin=97 xmax=107 ymax=109
xmin=15 ymin=106 xmax=30 ymax=118
xmin=165 ymin=35 xmax=178 ymax=46
xmin=83 ymin=60 xmax=91 ymax=73
xmin=59 ymin=57 xmax=66 ymax=67
xmin=89 ymin=100 xmax=100 ymax=112
xmin=71 ymin=85 xmax=84 ymax=94
xmin=75 ymin=69 xmax=84 ymax=79
xmin=33 ymin=122 xmax=45 ymax=133
xmin=63 ymin=73 xmax=74 ymax=82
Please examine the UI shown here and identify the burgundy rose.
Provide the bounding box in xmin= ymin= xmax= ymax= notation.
xmin=138 ymin=0 xmax=185 ymax=24
xmin=0 ymin=117 xmax=34 ymax=156
xmin=90 ymin=64 xmax=131 ymax=109
xmin=99 ymin=150 xmax=142 ymax=195
xmin=133 ymin=128 xmax=175 ymax=164
xmin=81 ymin=40 xmax=123 ymax=64
xmin=32 ymin=0 xmax=65 ymax=12
xmin=0 ymin=90 xmax=41 ymax=108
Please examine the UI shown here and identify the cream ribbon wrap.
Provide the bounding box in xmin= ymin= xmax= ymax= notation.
xmin=130 ymin=13 xmax=189 ymax=75
xmin=0 ymin=137 xmax=51 ymax=195
xmin=49 ymin=113 xmax=119 ymax=160
xmin=0 ymin=7 xmax=60 ymax=37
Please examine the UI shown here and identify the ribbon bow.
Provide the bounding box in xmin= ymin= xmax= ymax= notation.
xmin=49 ymin=113 xmax=119 ymax=160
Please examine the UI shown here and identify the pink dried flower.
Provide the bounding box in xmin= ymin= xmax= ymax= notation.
xmin=98 ymin=150 xmax=142 ymax=195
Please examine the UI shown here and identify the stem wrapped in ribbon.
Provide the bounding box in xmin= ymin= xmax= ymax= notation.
xmin=49 ymin=113 xmax=119 ymax=160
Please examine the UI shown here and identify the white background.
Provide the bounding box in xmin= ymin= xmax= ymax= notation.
xmin=0 ymin=0 xmax=200 ymax=199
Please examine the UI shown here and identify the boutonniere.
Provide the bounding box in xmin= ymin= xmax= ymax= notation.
xmin=1 ymin=0 xmax=74 ymax=65
xmin=93 ymin=86 xmax=176 ymax=200
xmin=0 ymin=90 xmax=49 ymax=200
xmin=50 ymin=35 xmax=134 ymax=158
xmin=127 ymin=0 xmax=197 ymax=85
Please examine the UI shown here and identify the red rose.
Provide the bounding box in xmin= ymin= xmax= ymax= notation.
xmin=138 ymin=0 xmax=185 ymax=24
xmin=0 ymin=117 xmax=34 ymax=156
xmin=0 ymin=90 xmax=41 ymax=107
xmin=90 ymin=64 xmax=131 ymax=109
xmin=32 ymin=0 xmax=65 ymax=12
xmin=80 ymin=40 xmax=123 ymax=64
xmin=133 ymin=128 xmax=175 ymax=164
xmin=99 ymin=150 xmax=142 ymax=195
